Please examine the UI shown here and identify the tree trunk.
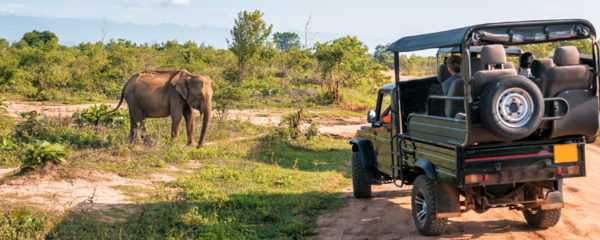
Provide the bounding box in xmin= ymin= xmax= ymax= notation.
xmin=238 ymin=58 xmax=246 ymax=83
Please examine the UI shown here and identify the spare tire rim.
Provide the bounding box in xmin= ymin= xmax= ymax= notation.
xmin=496 ymin=87 xmax=534 ymax=128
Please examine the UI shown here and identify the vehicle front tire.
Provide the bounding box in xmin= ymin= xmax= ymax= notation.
xmin=352 ymin=152 xmax=372 ymax=198
xmin=522 ymin=208 xmax=561 ymax=229
xmin=479 ymin=75 xmax=544 ymax=140
xmin=411 ymin=175 xmax=447 ymax=236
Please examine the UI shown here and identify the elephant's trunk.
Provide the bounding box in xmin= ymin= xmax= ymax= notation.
xmin=197 ymin=103 xmax=211 ymax=148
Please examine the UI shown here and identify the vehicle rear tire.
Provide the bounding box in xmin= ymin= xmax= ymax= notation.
xmin=411 ymin=175 xmax=447 ymax=236
xmin=479 ymin=75 xmax=544 ymax=140
xmin=352 ymin=152 xmax=372 ymax=198
xmin=522 ymin=208 xmax=561 ymax=229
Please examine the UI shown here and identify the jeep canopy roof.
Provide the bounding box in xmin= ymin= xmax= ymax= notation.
xmin=437 ymin=46 xmax=523 ymax=55
xmin=387 ymin=19 xmax=596 ymax=52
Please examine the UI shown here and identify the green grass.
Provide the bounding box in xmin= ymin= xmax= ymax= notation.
xmin=0 ymin=113 xmax=352 ymax=239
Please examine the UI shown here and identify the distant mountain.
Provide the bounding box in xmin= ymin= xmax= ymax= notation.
xmin=0 ymin=15 xmax=385 ymax=51
xmin=1 ymin=15 xmax=230 ymax=48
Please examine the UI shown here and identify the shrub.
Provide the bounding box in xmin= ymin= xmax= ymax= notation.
xmin=72 ymin=104 xmax=126 ymax=126
xmin=20 ymin=141 xmax=67 ymax=170
xmin=0 ymin=209 xmax=45 ymax=240
xmin=305 ymin=123 xmax=320 ymax=140
xmin=13 ymin=111 xmax=49 ymax=142
xmin=279 ymin=108 xmax=303 ymax=140
xmin=0 ymin=132 xmax=15 ymax=151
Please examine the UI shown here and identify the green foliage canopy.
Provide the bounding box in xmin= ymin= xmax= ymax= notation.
xmin=273 ymin=32 xmax=301 ymax=51
xmin=228 ymin=10 xmax=273 ymax=83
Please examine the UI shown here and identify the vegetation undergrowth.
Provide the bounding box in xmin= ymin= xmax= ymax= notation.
xmin=0 ymin=109 xmax=351 ymax=239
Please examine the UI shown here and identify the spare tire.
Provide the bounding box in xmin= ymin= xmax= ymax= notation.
xmin=479 ymin=75 xmax=544 ymax=140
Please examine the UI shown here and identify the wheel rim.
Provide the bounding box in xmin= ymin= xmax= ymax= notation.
xmin=495 ymin=87 xmax=534 ymax=128
xmin=414 ymin=189 xmax=427 ymax=224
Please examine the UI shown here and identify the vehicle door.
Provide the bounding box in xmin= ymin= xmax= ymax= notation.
xmin=374 ymin=91 xmax=393 ymax=174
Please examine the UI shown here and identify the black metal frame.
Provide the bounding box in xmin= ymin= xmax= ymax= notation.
xmin=391 ymin=19 xmax=600 ymax=147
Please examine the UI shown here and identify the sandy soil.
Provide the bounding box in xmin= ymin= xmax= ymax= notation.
xmin=314 ymin=145 xmax=600 ymax=239
xmin=4 ymin=101 xmax=125 ymax=118
xmin=4 ymin=101 xmax=364 ymax=139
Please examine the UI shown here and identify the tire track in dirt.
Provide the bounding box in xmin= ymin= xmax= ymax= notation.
xmin=315 ymin=145 xmax=600 ymax=239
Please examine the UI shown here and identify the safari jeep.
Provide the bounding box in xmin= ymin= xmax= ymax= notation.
xmin=350 ymin=19 xmax=599 ymax=236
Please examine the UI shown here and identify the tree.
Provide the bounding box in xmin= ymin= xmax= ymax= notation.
xmin=21 ymin=30 xmax=58 ymax=47
xmin=273 ymin=32 xmax=301 ymax=51
xmin=228 ymin=10 xmax=273 ymax=83
xmin=315 ymin=36 xmax=387 ymax=102
xmin=373 ymin=44 xmax=393 ymax=65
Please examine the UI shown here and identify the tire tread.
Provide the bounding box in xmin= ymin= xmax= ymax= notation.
xmin=352 ymin=152 xmax=372 ymax=198
xmin=412 ymin=175 xmax=447 ymax=236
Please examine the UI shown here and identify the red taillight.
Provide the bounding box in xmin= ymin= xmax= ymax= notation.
xmin=465 ymin=174 xmax=489 ymax=184
xmin=558 ymin=166 xmax=580 ymax=176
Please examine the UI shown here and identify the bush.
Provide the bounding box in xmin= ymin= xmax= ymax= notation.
xmin=269 ymin=108 xmax=320 ymax=141
xmin=305 ymin=123 xmax=320 ymax=140
xmin=20 ymin=141 xmax=67 ymax=170
xmin=0 ymin=132 xmax=15 ymax=151
xmin=72 ymin=104 xmax=126 ymax=126
xmin=279 ymin=108 xmax=303 ymax=140
xmin=0 ymin=209 xmax=45 ymax=240
xmin=13 ymin=111 xmax=49 ymax=142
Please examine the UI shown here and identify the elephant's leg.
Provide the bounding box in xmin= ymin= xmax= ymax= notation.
xmin=140 ymin=120 xmax=152 ymax=145
xmin=183 ymin=105 xmax=195 ymax=146
xmin=170 ymin=107 xmax=183 ymax=141
xmin=128 ymin=114 xmax=136 ymax=143
xmin=128 ymin=105 xmax=145 ymax=144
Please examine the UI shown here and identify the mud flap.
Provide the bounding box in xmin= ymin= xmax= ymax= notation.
xmin=540 ymin=191 xmax=564 ymax=210
xmin=435 ymin=181 xmax=461 ymax=218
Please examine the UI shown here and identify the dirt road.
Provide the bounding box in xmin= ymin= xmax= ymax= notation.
xmin=315 ymin=145 xmax=600 ymax=239
xmin=4 ymin=101 xmax=363 ymax=139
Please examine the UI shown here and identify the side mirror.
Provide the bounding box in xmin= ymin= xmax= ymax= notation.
xmin=367 ymin=110 xmax=377 ymax=124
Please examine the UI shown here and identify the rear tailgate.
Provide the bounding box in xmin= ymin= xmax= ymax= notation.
xmin=458 ymin=137 xmax=586 ymax=187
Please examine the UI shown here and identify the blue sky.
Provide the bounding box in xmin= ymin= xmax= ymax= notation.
xmin=1 ymin=0 xmax=600 ymax=52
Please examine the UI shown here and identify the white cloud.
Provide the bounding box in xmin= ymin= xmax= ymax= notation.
xmin=164 ymin=0 xmax=191 ymax=6
xmin=0 ymin=4 xmax=24 ymax=14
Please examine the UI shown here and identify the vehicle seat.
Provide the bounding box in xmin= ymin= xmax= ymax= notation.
xmin=531 ymin=59 xmax=553 ymax=78
xmin=531 ymin=59 xmax=553 ymax=89
xmin=470 ymin=58 xmax=483 ymax=75
xmin=444 ymin=77 xmax=464 ymax=117
xmin=472 ymin=44 xmax=517 ymax=97
xmin=438 ymin=63 xmax=451 ymax=84
xmin=504 ymin=61 xmax=515 ymax=70
xmin=541 ymin=46 xmax=591 ymax=97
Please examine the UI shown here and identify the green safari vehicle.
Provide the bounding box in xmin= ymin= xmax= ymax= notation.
xmin=350 ymin=19 xmax=598 ymax=235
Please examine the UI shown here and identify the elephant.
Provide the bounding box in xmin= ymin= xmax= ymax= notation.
xmin=107 ymin=69 xmax=213 ymax=148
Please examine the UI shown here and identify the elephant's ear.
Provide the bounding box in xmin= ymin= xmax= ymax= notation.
xmin=175 ymin=76 xmax=190 ymax=100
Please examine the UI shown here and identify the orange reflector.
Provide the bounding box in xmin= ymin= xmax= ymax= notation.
xmin=554 ymin=144 xmax=578 ymax=163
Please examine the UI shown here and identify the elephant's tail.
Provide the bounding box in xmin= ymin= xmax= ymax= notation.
xmin=104 ymin=82 xmax=127 ymax=115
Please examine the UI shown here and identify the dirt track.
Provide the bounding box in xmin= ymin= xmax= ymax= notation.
xmin=315 ymin=145 xmax=600 ymax=239
xmin=6 ymin=101 xmax=599 ymax=238
xmin=4 ymin=102 xmax=362 ymax=139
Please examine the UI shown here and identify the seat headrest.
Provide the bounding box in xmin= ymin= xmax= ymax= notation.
xmin=481 ymin=44 xmax=507 ymax=66
xmin=504 ymin=62 xmax=515 ymax=69
xmin=554 ymin=46 xmax=580 ymax=66
xmin=531 ymin=59 xmax=553 ymax=78
xmin=438 ymin=64 xmax=451 ymax=83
